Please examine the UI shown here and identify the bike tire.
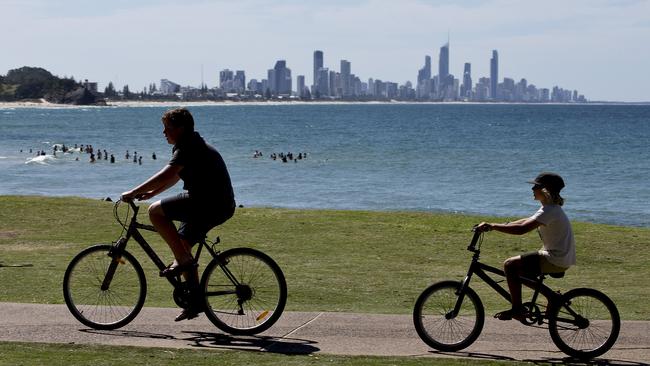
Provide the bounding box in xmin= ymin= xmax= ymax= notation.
xmin=548 ymin=287 xmax=620 ymax=359
xmin=201 ymin=247 xmax=287 ymax=335
xmin=63 ymin=244 xmax=147 ymax=330
xmin=413 ymin=280 xmax=485 ymax=351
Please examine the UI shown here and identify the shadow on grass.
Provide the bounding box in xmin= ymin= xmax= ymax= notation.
xmin=428 ymin=349 xmax=649 ymax=366
xmin=79 ymin=329 xmax=320 ymax=355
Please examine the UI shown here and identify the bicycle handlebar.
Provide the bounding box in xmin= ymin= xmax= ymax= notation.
xmin=467 ymin=226 xmax=482 ymax=252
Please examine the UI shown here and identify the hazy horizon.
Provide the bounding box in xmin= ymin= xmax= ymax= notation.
xmin=3 ymin=0 xmax=649 ymax=102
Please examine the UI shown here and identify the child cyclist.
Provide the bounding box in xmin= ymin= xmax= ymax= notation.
xmin=476 ymin=172 xmax=575 ymax=321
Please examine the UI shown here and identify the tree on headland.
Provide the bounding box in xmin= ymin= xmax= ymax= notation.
xmin=1 ymin=66 xmax=79 ymax=101
xmin=104 ymin=82 xmax=117 ymax=97
xmin=122 ymin=85 xmax=131 ymax=99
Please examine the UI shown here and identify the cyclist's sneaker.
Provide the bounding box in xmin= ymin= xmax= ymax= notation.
xmin=494 ymin=308 xmax=528 ymax=322
xmin=175 ymin=307 xmax=200 ymax=322
xmin=160 ymin=260 xmax=198 ymax=277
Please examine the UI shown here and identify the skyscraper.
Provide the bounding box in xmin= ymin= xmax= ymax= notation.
xmin=297 ymin=75 xmax=305 ymax=97
xmin=438 ymin=41 xmax=452 ymax=99
xmin=461 ymin=62 xmax=472 ymax=98
xmin=490 ymin=50 xmax=499 ymax=100
xmin=438 ymin=42 xmax=449 ymax=81
xmin=418 ymin=55 xmax=431 ymax=83
xmin=417 ymin=55 xmax=432 ymax=99
xmin=219 ymin=69 xmax=234 ymax=88
xmin=273 ymin=60 xmax=292 ymax=95
xmin=234 ymin=70 xmax=246 ymax=93
xmin=313 ymin=50 xmax=323 ymax=90
xmin=340 ymin=60 xmax=351 ymax=97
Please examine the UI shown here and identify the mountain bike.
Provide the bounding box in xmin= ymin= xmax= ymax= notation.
xmin=63 ymin=200 xmax=287 ymax=335
xmin=413 ymin=227 xmax=620 ymax=359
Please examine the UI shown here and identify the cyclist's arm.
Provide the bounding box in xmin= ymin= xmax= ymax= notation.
xmin=122 ymin=164 xmax=181 ymax=200
xmin=478 ymin=217 xmax=541 ymax=235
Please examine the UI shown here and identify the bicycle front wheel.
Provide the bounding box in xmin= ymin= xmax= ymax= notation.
xmin=548 ymin=288 xmax=620 ymax=359
xmin=413 ymin=280 xmax=485 ymax=352
xmin=201 ymin=247 xmax=287 ymax=335
xmin=63 ymin=244 xmax=147 ymax=330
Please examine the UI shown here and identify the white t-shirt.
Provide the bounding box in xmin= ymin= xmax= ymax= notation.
xmin=530 ymin=204 xmax=576 ymax=268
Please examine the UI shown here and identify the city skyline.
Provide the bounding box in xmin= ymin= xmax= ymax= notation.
xmin=161 ymin=45 xmax=583 ymax=103
xmin=3 ymin=0 xmax=650 ymax=102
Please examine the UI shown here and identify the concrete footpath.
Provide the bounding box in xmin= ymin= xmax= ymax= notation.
xmin=0 ymin=302 xmax=648 ymax=364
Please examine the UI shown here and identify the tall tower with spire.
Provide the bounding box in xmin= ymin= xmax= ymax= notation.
xmin=490 ymin=50 xmax=499 ymax=100
xmin=438 ymin=34 xmax=451 ymax=98
xmin=438 ymin=39 xmax=449 ymax=80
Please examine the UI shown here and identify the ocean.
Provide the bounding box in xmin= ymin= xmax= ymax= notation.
xmin=1 ymin=103 xmax=648 ymax=227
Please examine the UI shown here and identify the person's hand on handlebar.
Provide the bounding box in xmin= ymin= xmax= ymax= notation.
xmin=120 ymin=190 xmax=154 ymax=202
xmin=476 ymin=222 xmax=493 ymax=232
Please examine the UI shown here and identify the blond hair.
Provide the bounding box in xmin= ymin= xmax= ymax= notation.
xmin=541 ymin=188 xmax=564 ymax=206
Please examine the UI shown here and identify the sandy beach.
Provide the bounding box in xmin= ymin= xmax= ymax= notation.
xmin=1 ymin=99 xmax=626 ymax=110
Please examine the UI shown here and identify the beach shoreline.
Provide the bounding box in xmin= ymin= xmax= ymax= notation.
xmin=1 ymin=99 xmax=644 ymax=109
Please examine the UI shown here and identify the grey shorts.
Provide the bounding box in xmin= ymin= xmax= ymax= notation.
xmin=161 ymin=192 xmax=235 ymax=243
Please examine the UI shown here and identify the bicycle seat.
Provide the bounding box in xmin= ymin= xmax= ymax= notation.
xmin=547 ymin=272 xmax=565 ymax=279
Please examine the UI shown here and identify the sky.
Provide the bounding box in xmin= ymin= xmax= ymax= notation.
xmin=3 ymin=0 xmax=650 ymax=102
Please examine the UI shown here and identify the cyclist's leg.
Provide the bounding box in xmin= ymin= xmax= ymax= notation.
xmin=497 ymin=252 xmax=541 ymax=320
xmin=150 ymin=194 xmax=195 ymax=267
xmin=174 ymin=203 xmax=235 ymax=321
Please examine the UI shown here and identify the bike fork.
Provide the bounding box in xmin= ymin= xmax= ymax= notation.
xmin=450 ymin=270 xmax=474 ymax=319
xmin=101 ymin=238 xmax=127 ymax=291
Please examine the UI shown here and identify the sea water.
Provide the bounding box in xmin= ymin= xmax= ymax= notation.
xmin=0 ymin=103 xmax=648 ymax=227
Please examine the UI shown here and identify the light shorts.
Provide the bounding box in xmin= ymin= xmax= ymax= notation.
xmin=520 ymin=251 xmax=568 ymax=277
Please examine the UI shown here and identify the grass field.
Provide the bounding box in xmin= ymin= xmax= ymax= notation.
xmin=1 ymin=195 xmax=648 ymax=365
xmin=0 ymin=342 xmax=533 ymax=366
xmin=1 ymin=195 xmax=648 ymax=319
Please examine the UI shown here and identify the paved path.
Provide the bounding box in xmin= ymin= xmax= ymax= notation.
xmin=0 ymin=303 xmax=648 ymax=364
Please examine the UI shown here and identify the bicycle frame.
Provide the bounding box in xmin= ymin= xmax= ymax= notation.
xmin=453 ymin=230 xmax=563 ymax=319
xmin=104 ymin=200 xmax=239 ymax=292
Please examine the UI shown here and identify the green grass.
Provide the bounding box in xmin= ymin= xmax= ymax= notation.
xmin=0 ymin=342 xmax=537 ymax=366
xmin=0 ymin=195 xmax=649 ymax=319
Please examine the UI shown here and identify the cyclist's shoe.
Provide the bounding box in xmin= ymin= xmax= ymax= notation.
xmin=494 ymin=308 xmax=528 ymax=322
xmin=160 ymin=260 xmax=198 ymax=277
xmin=174 ymin=308 xmax=200 ymax=322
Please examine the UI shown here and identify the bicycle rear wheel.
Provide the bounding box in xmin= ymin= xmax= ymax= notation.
xmin=63 ymin=244 xmax=147 ymax=330
xmin=548 ymin=288 xmax=620 ymax=359
xmin=413 ymin=280 xmax=485 ymax=351
xmin=201 ymin=247 xmax=287 ymax=335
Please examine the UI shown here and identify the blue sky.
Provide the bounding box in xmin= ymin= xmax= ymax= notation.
xmin=3 ymin=0 xmax=650 ymax=101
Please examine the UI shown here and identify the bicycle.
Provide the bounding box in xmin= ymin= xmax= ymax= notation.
xmin=413 ymin=227 xmax=620 ymax=359
xmin=63 ymin=200 xmax=287 ymax=335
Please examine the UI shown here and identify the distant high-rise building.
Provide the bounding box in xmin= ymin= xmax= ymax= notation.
xmin=490 ymin=50 xmax=499 ymax=100
xmin=267 ymin=69 xmax=276 ymax=94
xmin=438 ymin=41 xmax=452 ymax=99
xmin=160 ymin=79 xmax=180 ymax=95
xmin=273 ymin=60 xmax=292 ymax=95
xmin=329 ymin=70 xmax=338 ymax=97
xmin=316 ymin=68 xmax=329 ymax=97
xmin=418 ymin=55 xmax=431 ymax=83
xmin=340 ymin=60 xmax=351 ymax=97
xmin=313 ymin=50 xmax=323 ymax=90
xmin=297 ymin=75 xmax=306 ymax=97
xmin=461 ymin=62 xmax=472 ymax=99
xmin=234 ymin=71 xmax=246 ymax=93
xmin=439 ymin=43 xmax=449 ymax=81
xmin=417 ymin=55 xmax=432 ymax=99
xmin=219 ymin=69 xmax=234 ymax=89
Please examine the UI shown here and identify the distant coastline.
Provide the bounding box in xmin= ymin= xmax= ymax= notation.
xmin=1 ymin=98 xmax=648 ymax=109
